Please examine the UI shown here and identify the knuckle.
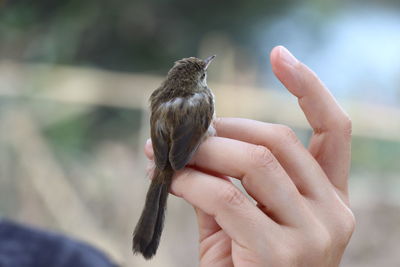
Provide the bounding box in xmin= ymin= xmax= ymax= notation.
xmin=340 ymin=115 xmax=353 ymax=138
xmin=218 ymin=183 xmax=246 ymax=206
xmin=250 ymin=145 xmax=278 ymax=170
xmin=318 ymin=228 xmax=333 ymax=252
xmin=338 ymin=208 xmax=356 ymax=240
xmin=345 ymin=210 xmax=356 ymax=233
xmin=307 ymin=226 xmax=332 ymax=258
xmin=276 ymin=125 xmax=300 ymax=146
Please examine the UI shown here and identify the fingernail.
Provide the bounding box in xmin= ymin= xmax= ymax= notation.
xmin=279 ymin=46 xmax=298 ymax=66
xmin=145 ymin=138 xmax=152 ymax=146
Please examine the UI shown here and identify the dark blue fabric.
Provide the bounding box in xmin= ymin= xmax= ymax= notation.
xmin=0 ymin=219 xmax=117 ymax=267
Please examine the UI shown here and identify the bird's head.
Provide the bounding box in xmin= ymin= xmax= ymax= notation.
xmin=166 ymin=55 xmax=216 ymax=89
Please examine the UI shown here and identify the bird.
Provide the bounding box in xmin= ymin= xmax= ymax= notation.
xmin=132 ymin=55 xmax=216 ymax=259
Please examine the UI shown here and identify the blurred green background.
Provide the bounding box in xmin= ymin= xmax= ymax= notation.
xmin=1 ymin=0 xmax=400 ymax=266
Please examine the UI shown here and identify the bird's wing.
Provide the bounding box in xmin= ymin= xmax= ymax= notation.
xmin=168 ymin=92 xmax=214 ymax=170
xmin=150 ymin=108 xmax=170 ymax=171
xmin=151 ymin=92 xmax=214 ymax=171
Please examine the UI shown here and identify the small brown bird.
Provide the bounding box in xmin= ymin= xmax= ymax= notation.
xmin=132 ymin=55 xmax=216 ymax=259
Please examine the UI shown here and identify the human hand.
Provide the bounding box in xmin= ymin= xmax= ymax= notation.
xmin=144 ymin=46 xmax=354 ymax=267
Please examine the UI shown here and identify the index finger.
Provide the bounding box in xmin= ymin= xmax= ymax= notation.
xmin=270 ymin=46 xmax=352 ymax=197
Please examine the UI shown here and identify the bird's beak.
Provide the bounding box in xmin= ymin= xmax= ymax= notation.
xmin=204 ymin=55 xmax=216 ymax=70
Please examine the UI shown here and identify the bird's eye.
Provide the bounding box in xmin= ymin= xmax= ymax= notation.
xmin=201 ymin=73 xmax=206 ymax=80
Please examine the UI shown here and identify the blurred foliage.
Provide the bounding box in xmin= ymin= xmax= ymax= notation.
xmin=43 ymin=106 xmax=142 ymax=156
xmin=0 ymin=0 xmax=296 ymax=71
xmin=352 ymin=137 xmax=400 ymax=173
xmin=1 ymin=0 xmax=399 ymax=175
xmin=1 ymin=1 xmax=400 ymax=266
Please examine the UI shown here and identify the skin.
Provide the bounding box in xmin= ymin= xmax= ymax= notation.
xmin=144 ymin=46 xmax=355 ymax=267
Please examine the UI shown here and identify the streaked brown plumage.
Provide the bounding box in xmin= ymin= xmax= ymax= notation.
xmin=132 ymin=56 xmax=216 ymax=259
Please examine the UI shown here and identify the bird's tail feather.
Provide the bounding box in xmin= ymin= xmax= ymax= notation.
xmin=132 ymin=167 xmax=172 ymax=259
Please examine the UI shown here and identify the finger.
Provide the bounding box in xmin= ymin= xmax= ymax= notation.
xmin=191 ymin=136 xmax=309 ymax=226
xmin=144 ymin=138 xmax=154 ymax=160
xmin=193 ymin=206 xmax=222 ymax=242
xmin=213 ymin=118 xmax=337 ymax=201
xmin=145 ymin=130 xmax=328 ymax=214
xmin=195 ymin=208 xmax=232 ymax=267
xmin=146 ymin=137 xmax=234 ymax=180
xmin=145 ymin=139 xmax=230 ymax=240
xmin=171 ymin=168 xmax=280 ymax=247
xmin=270 ymin=46 xmax=352 ymax=194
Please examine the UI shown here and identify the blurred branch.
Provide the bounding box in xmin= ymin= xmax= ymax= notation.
xmin=0 ymin=60 xmax=155 ymax=108
xmin=1 ymin=60 xmax=400 ymax=142
xmin=3 ymin=109 xmax=124 ymax=265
